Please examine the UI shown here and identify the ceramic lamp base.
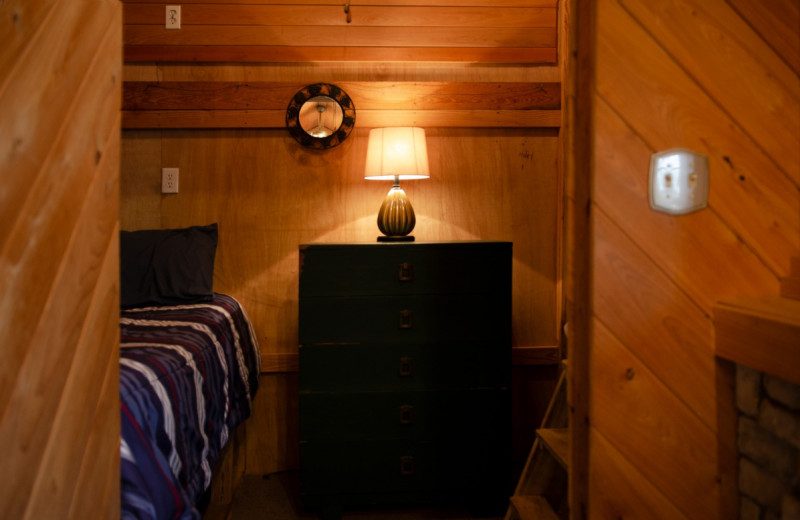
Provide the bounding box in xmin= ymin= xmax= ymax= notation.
xmin=377 ymin=184 xmax=416 ymax=239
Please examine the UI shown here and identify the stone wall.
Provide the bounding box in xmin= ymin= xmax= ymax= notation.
xmin=736 ymin=364 xmax=800 ymax=520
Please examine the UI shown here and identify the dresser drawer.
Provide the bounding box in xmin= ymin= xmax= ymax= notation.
xmin=299 ymin=388 xmax=509 ymax=442
xmin=299 ymin=342 xmax=508 ymax=392
xmin=299 ymin=294 xmax=510 ymax=345
xmin=299 ymin=242 xmax=511 ymax=297
xmin=299 ymin=438 xmax=508 ymax=501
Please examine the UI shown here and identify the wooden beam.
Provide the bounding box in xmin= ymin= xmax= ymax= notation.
xmin=121 ymin=81 xmax=561 ymax=129
xmin=715 ymin=296 xmax=800 ymax=385
xmin=123 ymin=81 xmax=561 ymax=111
xmin=123 ymin=45 xmax=557 ymax=63
xmin=122 ymin=109 xmax=561 ymax=128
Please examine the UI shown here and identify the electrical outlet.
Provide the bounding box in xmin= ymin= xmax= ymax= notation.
xmin=166 ymin=5 xmax=181 ymax=29
xmin=162 ymin=168 xmax=179 ymax=193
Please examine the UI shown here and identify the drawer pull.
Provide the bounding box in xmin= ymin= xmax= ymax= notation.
xmin=399 ymin=405 xmax=415 ymax=424
xmin=400 ymin=456 xmax=415 ymax=476
xmin=399 ymin=357 xmax=414 ymax=377
xmin=398 ymin=310 xmax=414 ymax=329
xmin=398 ymin=262 xmax=414 ymax=281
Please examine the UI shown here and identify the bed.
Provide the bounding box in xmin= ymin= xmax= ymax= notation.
xmin=119 ymin=224 xmax=261 ymax=519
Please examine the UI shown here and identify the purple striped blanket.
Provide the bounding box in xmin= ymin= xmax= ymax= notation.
xmin=120 ymin=293 xmax=261 ymax=519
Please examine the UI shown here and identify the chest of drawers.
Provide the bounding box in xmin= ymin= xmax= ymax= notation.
xmin=298 ymin=241 xmax=512 ymax=515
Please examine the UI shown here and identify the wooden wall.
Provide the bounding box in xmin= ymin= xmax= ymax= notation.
xmin=120 ymin=2 xmax=567 ymax=482
xmin=581 ymin=0 xmax=800 ymax=517
xmin=122 ymin=0 xmax=558 ymax=63
xmin=0 ymin=0 xmax=122 ymax=518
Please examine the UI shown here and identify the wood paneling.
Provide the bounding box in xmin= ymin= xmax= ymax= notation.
xmin=596 ymin=0 xmax=799 ymax=276
xmin=120 ymin=0 xmax=563 ymax=486
xmin=727 ymin=0 xmax=800 ymax=76
xmin=620 ymin=0 xmax=800 ymax=187
xmin=122 ymin=1 xmax=557 ymax=63
xmin=121 ymin=81 xmax=561 ymax=129
xmin=573 ymin=0 xmax=800 ymax=516
xmin=127 ymin=127 xmax=560 ymax=356
xmin=589 ymin=430 xmax=688 ymax=520
xmin=0 ymin=0 xmax=121 ymax=517
xmin=121 ymin=124 xmax=561 ymax=474
xmin=125 ymin=4 xmax=556 ymax=27
xmin=591 ymin=320 xmax=722 ymax=519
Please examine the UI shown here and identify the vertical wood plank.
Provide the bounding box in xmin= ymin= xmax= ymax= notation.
xmin=564 ymin=0 xmax=593 ymax=516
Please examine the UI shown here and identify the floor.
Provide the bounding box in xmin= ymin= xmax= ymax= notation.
xmin=223 ymin=471 xmax=506 ymax=520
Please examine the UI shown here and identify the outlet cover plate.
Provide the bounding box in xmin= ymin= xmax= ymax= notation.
xmin=649 ymin=148 xmax=709 ymax=215
xmin=162 ymin=167 xmax=179 ymax=193
xmin=166 ymin=5 xmax=181 ymax=29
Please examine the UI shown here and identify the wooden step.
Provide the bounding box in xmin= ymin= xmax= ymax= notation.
xmin=715 ymin=296 xmax=800 ymax=385
xmin=509 ymin=495 xmax=559 ymax=520
xmin=536 ymin=428 xmax=568 ymax=470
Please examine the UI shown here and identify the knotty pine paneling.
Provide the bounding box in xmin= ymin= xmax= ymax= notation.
xmin=728 ymin=0 xmax=800 ymax=76
xmin=578 ymin=0 xmax=800 ymax=517
xmin=120 ymin=1 xmax=566 ymax=484
xmin=122 ymin=1 xmax=557 ymax=63
xmin=122 ymin=127 xmax=560 ymax=355
xmin=120 ymin=126 xmax=561 ymax=475
xmin=0 ymin=0 xmax=122 ymax=518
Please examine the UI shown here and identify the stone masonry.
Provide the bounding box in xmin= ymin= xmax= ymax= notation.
xmin=735 ymin=364 xmax=800 ymax=520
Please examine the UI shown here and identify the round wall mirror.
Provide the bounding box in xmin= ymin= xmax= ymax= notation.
xmin=286 ymin=83 xmax=355 ymax=149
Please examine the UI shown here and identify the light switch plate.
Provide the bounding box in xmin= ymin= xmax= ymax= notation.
xmin=649 ymin=148 xmax=709 ymax=215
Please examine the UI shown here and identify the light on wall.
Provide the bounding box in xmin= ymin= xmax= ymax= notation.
xmin=364 ymin=127 xmax=430 ymax=242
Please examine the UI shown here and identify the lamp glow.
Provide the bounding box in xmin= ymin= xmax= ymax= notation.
xmin=365 ymin=127 xmax=429 ymax=242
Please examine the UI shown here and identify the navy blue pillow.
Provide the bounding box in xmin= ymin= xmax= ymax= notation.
xmin=120 ymin=223 xmax=218 ymax=308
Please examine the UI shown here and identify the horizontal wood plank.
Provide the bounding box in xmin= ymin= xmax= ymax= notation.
xmin=123 ymin=81 xmax=561 ymax=110
xmin=124 ymin=5 xmax=556 ymax=27
xmin=715 ymin=296 xmax=800 ymax=385
xmin=123 ymin=0 xmax=556 ymax=7
xmin=511 ymin=346 xmax=561 ymax=365
xmin=124 ymin=25 xmax=557 ymax=48
xmin=124 ymin=45 xmax=556 ymax=63
xmin=122 ymin=108 xmax=562 ymax=128
xmin=261 ymin=353 xmax=298 ymax=374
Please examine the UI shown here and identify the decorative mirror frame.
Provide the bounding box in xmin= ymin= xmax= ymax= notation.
xmin=286 ymin=83 xmax=356 ymax=149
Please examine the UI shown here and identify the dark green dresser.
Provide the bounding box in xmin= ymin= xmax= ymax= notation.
xmin=298 ymin=241 xmax=512 ymax=516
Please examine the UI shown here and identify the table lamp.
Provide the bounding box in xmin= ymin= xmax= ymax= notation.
xmin=364 ymin=127 xmax=429 ymax=242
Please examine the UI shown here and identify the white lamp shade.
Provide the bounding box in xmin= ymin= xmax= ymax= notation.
xmin=364 ymin=127 xmax=430 ymax=180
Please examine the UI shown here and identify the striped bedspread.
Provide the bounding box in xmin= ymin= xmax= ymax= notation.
xmin=120 ymin=293 xmax=261 ymax=520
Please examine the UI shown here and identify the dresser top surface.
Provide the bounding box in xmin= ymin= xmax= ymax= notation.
xmin=300 ymin=240 xmax=512 ymax=249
